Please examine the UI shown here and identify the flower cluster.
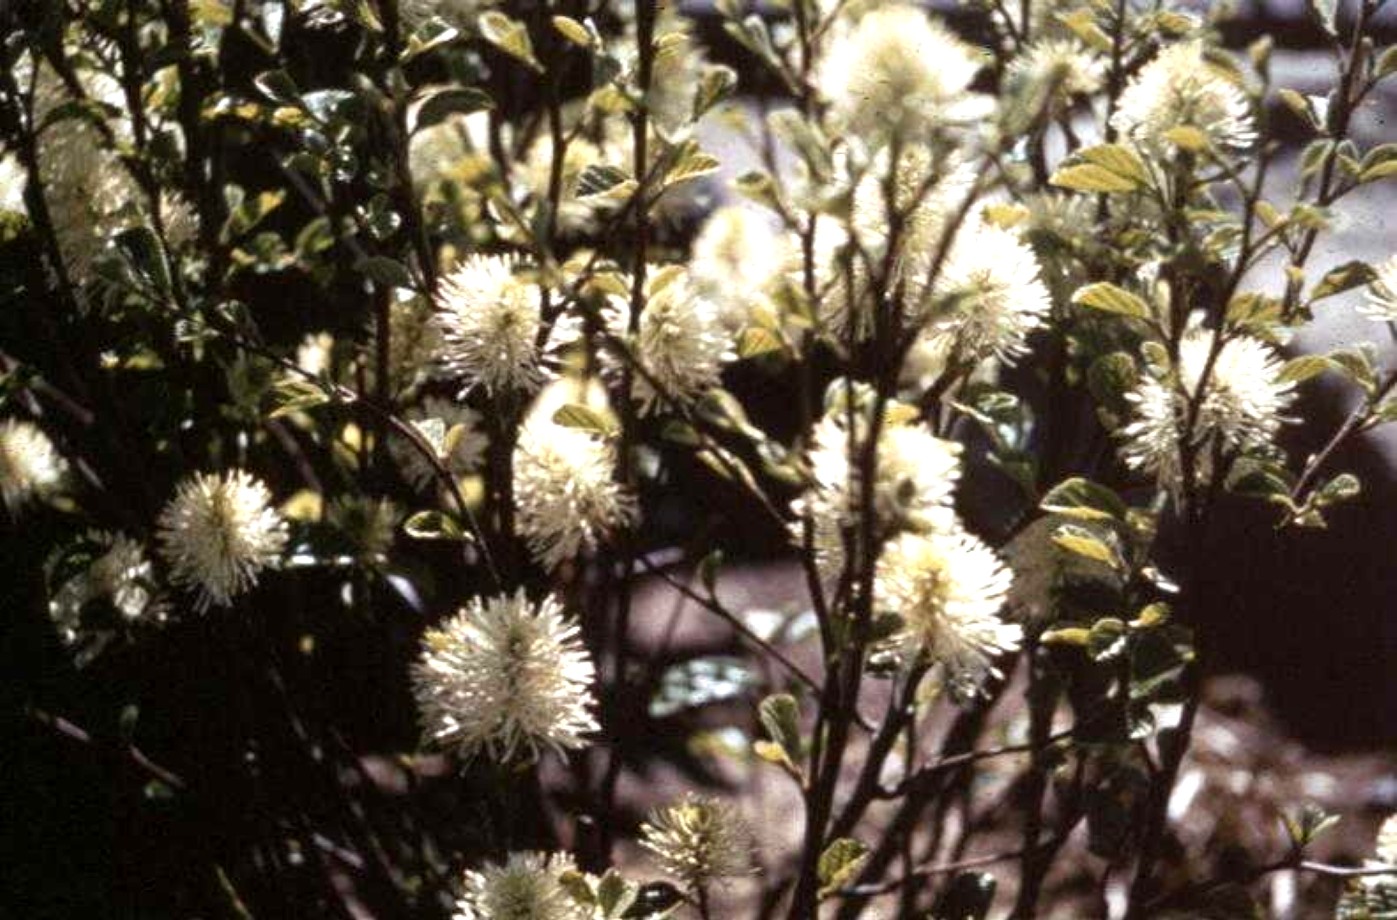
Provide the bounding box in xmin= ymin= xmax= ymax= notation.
xmin=156 ymin=470 xmax=288 ymax=610
xmin=412 ymin=590 xmax=598 ymax=762
xmin=640 ymin=794 xmax=755 ymax=891
xmin=1120 ymin=324 xmax=1296 ymax=490
xmin=0 ymin=418 xmax=66 ymax=513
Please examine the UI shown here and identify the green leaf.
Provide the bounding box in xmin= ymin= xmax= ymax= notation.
xmin=1376 ymin=46 xmax=1397 ymax=83
xmin=1041 ymin=627 xmax=1091 ymax=647
xmin=266 ymin=376 xmax=331 ymax=418
xmin=693 ymin=64 xmax=738 ymax=119
xmin=478 ymin=11 xmax=543 ymax=72
xmin=1329 ymin=345 xmax=1379 ymax=395
xmin=253 ymin=69 xmax=299 ymax=104
xmin=817 ymin=839 xmax=869 ymax=898
xmin=758 ymin=693 xmax=802 ymax=768
xmin=1040 ymin=477 xmax=1128 ymax=521
xmin=1050 ymin=163 xmax=1139 ymax=193
xmin=576 ymin=164 xmax=635 ymax=200
xmin=1309 ymin=260 xmax=1377 ymax=302
xmin=354 ymin=256 xmax=413 ymax=289
xmin=1306 ymin=0 xmax=1338 ymax=37
xmin=1078 ymin=144 xmax=1149 ymax=185
xmin=1277 ymin=354 xmax=1334 ymax=384
xmin=662 ymin=148 xmax=720 ymax=189
xmin=1072 ymin=282 xmax=1151 ymax=319
xmin=551 ymin=15 xmax=593 ymax=47
xmin=409 ymin=85 xmax=493 ymax=134
xmin=402 ymin=510 xmax=468 ymax=541
xmin=737 ymin=326 xmax=784 ymax=358
xmin=551 ymin=403 xmax=618 ymax=436
xmin=1088 ymin=617 xmax=1128 ymax=662
xmin=1051 ymin=523 xmax=1120 ymax=568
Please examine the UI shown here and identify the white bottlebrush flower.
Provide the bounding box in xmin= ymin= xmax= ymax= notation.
xmin=926 ymin=220 xmax=1052 ymax=363
xmin=50 ymin=532 xmax=166 ymax=644
xmin=816 ymin=5 xmax=987 ymax=139
xmin=796 ymin=394 xmax=963 ymax=580
xmin=433 ymin=255 xmax=561 ymax=395
xmin=1111 ymin=41 xmax=1256 ymax=153
xmin=690 ymin=205 xmax=788 ymax=330
xmin=157 ymin=470 xmax=288 ymax=610
xmin=803 ymin=400 xmax=963 ymax=536
xmin=641 ymin=794 xmax=756 ymax=890
xmin=0 ymin=418 xmax=66 ymax=513
xmin=412 ymin=590 xmax=598 ymax=762
xmin=876 ymin=529 xmax=1020 ymax=692
xmin=393 ymin=395 xmax=489 ymax=489
xmin=1120 ymin=326 xmax=1296 ymax=488
xmin=621 ymin=267 xmax=732 ymax=412
xmin=1007 ymin=39 xmax=1104 ymax=101
xmin=453 ymin=851 xmax=589 ymax=920
xmin=514 ymin=381 xmax=637 ymax=570
xmin=1360 ymin=254 xmax=1397 ymax=323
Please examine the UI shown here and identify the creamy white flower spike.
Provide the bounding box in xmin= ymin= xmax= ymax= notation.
xmin=816 ymin=5 xmax=987 ymax=139
xmin=1005 ymin=38 xmax=1105 ymax=108
xmin=1360 ymin=254 xmax=1397 ymax=323
xmin=514 ymin=378 xmax=636 ymax=570
xmin=690 ymin=205 xmax=788 ymax=330
xmin=412 ymin=590 xmax=598 ymax=762
xmin=453 ymin=851 xmax=590 ymax=920
xmin=876 ymin=529 xmax=1020 ymax=693
xmin=623 ymin=266 xmax=732 ymax=412
xmin=796 ymin=392 xmax=964 ymax=580
xmin=1121 ymin=325 xmax=1295 ymax=489
xmin=295 ymin=332 xmax=335 ymax=378
xmin=0 ymin=418 xmax=66 ymax=513
xmin=433 ymin=254 xmax=564 ymax=395
xmin=157 ymin=470 xmax=288 ymax=610
xmin=927 ymin=220 xmax=1052 ymax=363
xmin=641 ymin=793 xmax=756 ymax=890
xmin=1111 ymin=41 xmax=1256 ymax=153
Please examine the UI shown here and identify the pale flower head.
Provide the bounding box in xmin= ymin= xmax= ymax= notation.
xmin=690 ymin=205 xmax=789 ymax=330
xmin=927 ymin=220 xmax=1052 ymax=363
xmin=816 ymin=5 xmax=987 ymax=140
xmin=0 ymin=418 xmax=66 ymax=513
xmin=412 ymin=590 xmax=598 ymax=762
xmin=1121 ymin=325 xmax=1295 ymax=489
xmin=157 ymin=470 xmax=288 ymax=610
xmin=619 ymin=266 xmax=732 ymax=412
xmin=641 ymin=793 xmax=756 ymax=890
xmin=514 ymin=378 xmax=637 ymax=570
xmin=453 ymin=851 xmax=589 ymax=920
xmin=433 ymin=254 xmax=564 ymax=395
xmin=1360 ymin=255 xmax=1397 ymax=323
xmin=1112 ymin=41 xmax=1255 ymax=153
xmin=876 ymin=529 xmax=1020 ymax=694
xmin=1005 ymin=38 xmax=1104 ymax=111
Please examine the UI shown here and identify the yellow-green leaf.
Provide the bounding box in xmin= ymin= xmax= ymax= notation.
xmin=550 ymin=15 xmax=593 ymax=47
xmin=478 ymin=11 xmax=543 ymax=72
xmin=1050 ymin=163 xmax=1138 ymax=193
xmin=1079 ymin=144 xmax=1149 ymax=185
xmin=1072 ymin=282 xmax=1151 ymax=319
